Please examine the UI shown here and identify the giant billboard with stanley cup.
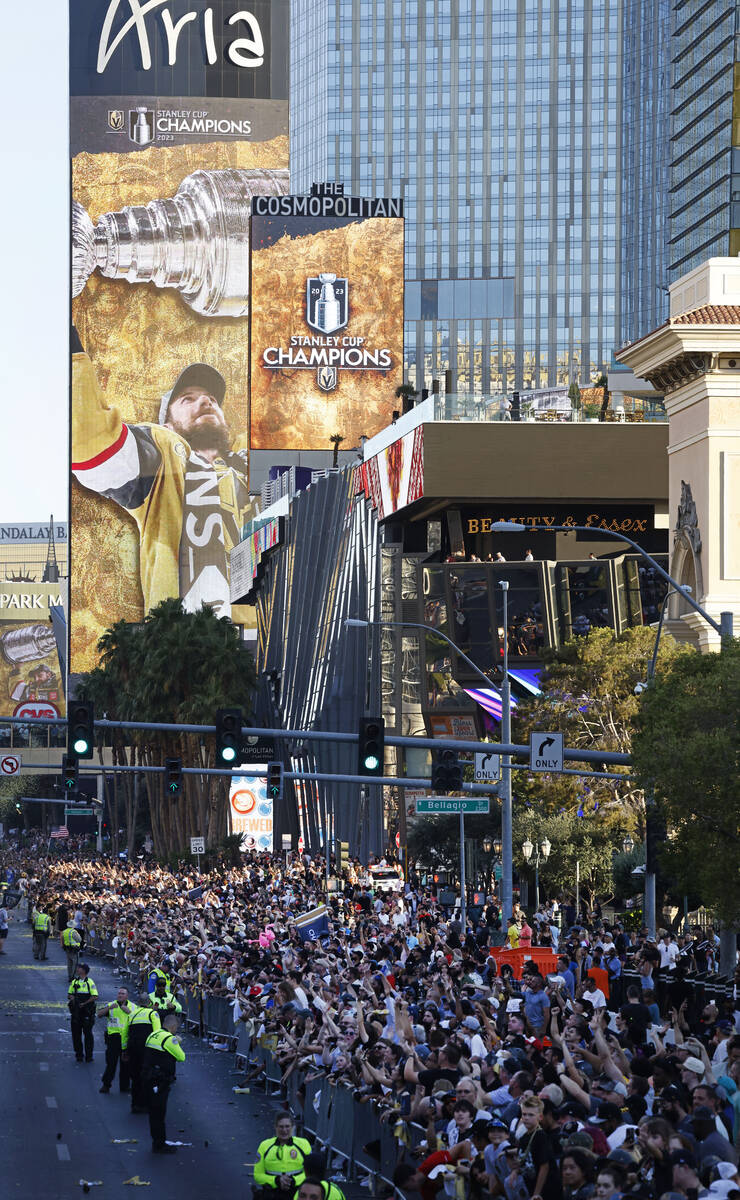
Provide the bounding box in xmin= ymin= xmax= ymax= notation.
xmin=69 ymin=0 xmax=289 ymax=672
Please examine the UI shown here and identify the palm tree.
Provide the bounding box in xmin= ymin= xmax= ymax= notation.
xmin=329 ymin=432 xmax=345 ymax=467
xmin=82 ymin=599 xmax=256 ymax=857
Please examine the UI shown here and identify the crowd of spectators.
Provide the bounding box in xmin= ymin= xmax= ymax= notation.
xmin=2 ymin=839 xmax=739 ymax=1200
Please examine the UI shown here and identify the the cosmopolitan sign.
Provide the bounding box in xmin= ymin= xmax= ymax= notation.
xmin=252 ymin=193 xmax=403 ymax=219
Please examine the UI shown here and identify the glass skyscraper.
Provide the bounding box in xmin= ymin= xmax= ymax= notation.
xmin=621 ymin=0 xmax=672 ymax=346
xmin=291 ymin=0 xmax=622 ymax=394
xmin=668 ymin=1 xmax=740 ymax=281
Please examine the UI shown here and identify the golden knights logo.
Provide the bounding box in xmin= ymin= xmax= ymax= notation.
xmin=107 ymin=109 xmax=124 ymax=131
xmin=306 ymin=274 xmax=348 ymax=335
xmin=317 ymin=365 xmax=338 ymax=392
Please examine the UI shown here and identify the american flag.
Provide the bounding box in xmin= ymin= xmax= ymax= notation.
xmin=50 ymin=826 xmax=69 ymax=840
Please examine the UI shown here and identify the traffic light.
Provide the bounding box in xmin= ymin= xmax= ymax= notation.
xmin=431 ymin=749 xmax=463 ymax=794
xmin=68 ymin=700 xmax=94 ymax=759
xmin=165 ymin=757 xmax=182 ymax=796
xmin=338 ymin=840 xmax=349 ymax=871
xmin=61 ymin=753 xmax=78 ymax=792
xmin=358 ymin=716 xmax=384 ymax=776
xmin=266 ymin=762 xmax=283 ymax=802
xmin=215 ymin=707 xmax=242 ymax=765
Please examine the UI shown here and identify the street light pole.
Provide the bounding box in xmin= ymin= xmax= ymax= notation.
xmin=641 ymin=587 xmax=686 ymax=938
xmin=499 ymin=582 xmax=513 ymax=925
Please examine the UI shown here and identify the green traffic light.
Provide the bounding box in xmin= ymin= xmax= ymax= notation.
xmin=73 ymin=737 xmax=90 ymax=755
xmin=221 ymin=744 xmax=237 ymax=763
xmin=169 ymin=782 xmax=178 ymax=792
xmin=363 ymin=754 xmax=380 ymax=771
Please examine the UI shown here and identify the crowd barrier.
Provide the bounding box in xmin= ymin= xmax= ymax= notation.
xmin=489 ymin=948 xmax=558 ymax=979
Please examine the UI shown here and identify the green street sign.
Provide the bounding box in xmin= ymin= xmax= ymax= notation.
xmin=494 ymin=863 xmax=503 ymax=881
xmin=416 ymin=797 xmax=490 ymax=814
xmin=65 ymin=806 xmax=94 ymax=817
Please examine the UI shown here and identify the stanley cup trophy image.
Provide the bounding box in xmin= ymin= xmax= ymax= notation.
xmin=317 ymin=274 xmax=341 ymax=333
xmin=72 ymin=167 xmax=289 ymax=318
xmin=1 ymin=624 xmax=57 ymax=665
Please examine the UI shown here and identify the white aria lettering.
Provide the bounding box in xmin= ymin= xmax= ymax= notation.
xmin=161 ymin=9 xmax=197 ymax=66
xmin=227 ymin=10 xmax=264 ymax=68
xmin=97 ymin=1 xmax=265 ymax=74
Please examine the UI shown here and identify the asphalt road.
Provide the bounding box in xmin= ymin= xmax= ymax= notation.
xmin=0 ymin=916 xmax=284 ymax=1199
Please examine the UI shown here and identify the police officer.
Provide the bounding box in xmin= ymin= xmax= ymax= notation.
xmin=128 ymin=1001 xmax=161 ymax=1114
xmin=98 ymin=986 xmax=134 ymax=1093
xmin=294 ymin=1180 xmax=327 ymax=1200
xmin=254 ymin=1114 xmax=312 ymax=1200
xmin=60 ymin=922 xmax=82 ymax=981
xmin=150 ymin=976 xmax=183 ymax=1016
xmin=147 ymin=965 xmax=171 ymax=995
xmin=32 ymin=904 xmax=52 ymax=961
xmin=68 ymin=962 xmax=98 ymax=1062
xmin=142 ymin=1011 xmax=185 ymax=1154
xmin=301 ymin=1155 xmax=346 ymax=1200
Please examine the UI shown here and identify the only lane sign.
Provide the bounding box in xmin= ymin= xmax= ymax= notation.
xmin=529 ymin=732 xmax=564 ymax=772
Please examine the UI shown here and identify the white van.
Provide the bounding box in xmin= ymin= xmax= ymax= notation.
xmin=363 ymin=865 xmax=404 ymax=894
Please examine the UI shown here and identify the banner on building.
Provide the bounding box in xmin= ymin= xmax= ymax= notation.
xmin=229 ymin=769 xmax=273 ymax=851
xmin=69 ymin=0 xmax=289 ymax=672
xmin=356 ymin=426 xmax=424 ymax=518
xmin=249 ymin=184 xmax=404 ymax=449
xmin=0 ymin=585 xmax=67 ymax=722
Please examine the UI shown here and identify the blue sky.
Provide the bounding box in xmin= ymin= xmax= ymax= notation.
xmin=0 ymin=2 xmax=68 ymax=523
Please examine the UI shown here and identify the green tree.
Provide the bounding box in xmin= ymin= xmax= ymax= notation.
xmin=631 ymin=638 xmax=740 ymax=927
xmin=0 ymin=775 xmax=58 ymax=833
xmin=512 ymin=626 xmax=694 ymax=831
xmin=81 ymin=598 xmax=256 ymax=857
xmin=513 ymin=806 xmax=627 ymax=910
xmin=568 ymin=381 xmax=581 ymax=411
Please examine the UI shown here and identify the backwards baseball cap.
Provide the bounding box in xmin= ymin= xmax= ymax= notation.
xmin=670 ymin=1150 xmax=697 ymax=1169
xmin=682 ymin=1056 xmax=706 ymax=1078
xmin=159 ymin=363 xmax=226 ymax=424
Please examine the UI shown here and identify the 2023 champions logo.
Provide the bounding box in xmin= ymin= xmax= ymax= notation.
xmin=262 ymin=271 xmax=393 ymax=393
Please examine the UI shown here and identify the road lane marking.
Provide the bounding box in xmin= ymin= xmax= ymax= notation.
xmin=57 ymin=1143 xmax=70 ymax=1162
xmin=46 ymin=1096 xmax=58 ymax=1108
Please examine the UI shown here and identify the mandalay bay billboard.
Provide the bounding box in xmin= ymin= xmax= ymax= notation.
xmin=249 ymin=184 xmax=405 ymax=449
xmin=69 ymin=0 xmax=289 ymax=671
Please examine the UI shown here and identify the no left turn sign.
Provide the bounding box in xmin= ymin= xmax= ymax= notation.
xmin=0 ymin=755 xmax=21 ymax=777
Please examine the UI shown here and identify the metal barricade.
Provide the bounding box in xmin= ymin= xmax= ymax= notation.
xmin=234 ymin=1022 xmax=252 ymax=1066
xmin=379 ymin=1119 xmax=402 ymax=1187
xmin=185 ymin=989 xmax=201 ymax=1035
xmin=302 ymin=1075 xmax=324 ymax=1140
xmin=325 ymin=1085 xmax=355 ymax=1167
xmin=352 ymin=1102 xmax=385 ymax=1182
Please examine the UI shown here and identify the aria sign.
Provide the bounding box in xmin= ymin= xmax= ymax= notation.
xmin=96 ymin=1 xmax=266 ymax=73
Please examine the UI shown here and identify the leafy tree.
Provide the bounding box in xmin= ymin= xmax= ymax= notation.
xmin=568 ymin=381 xmax=581 ymax=411
xmin=0 ymin=775 xmax=57 ymax=833
xmin=513 ymin=806 xmax=628 ymax=910
xmin=81 ymin=598 xmax=256 ymax=857
xmin=631 ymin=638 xmax=740 ymax=926
xmin=512 ymin=626 xmax=694 ymax=833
